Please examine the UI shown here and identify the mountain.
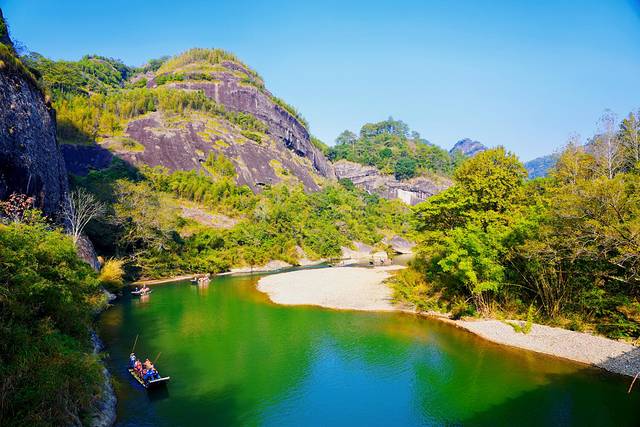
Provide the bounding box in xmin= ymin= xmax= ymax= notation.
xmin=0 ymin=10 xmax=68 ymax=216
xmin=31 ymin=48 xmax=334 ymax=192
xmin=449 ymin=138 xmax=487 ymax=157
xmin=524 ymin=153 xmax=558 ymax=178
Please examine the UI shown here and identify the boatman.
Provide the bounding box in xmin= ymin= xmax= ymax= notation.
xmin=129 ymin=353 xmax=136 ymax=368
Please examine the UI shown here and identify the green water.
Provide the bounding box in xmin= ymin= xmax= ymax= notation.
xmin=99 ymin=271 xmax=639 ymax=426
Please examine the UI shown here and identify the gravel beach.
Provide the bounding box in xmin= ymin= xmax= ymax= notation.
xmin=257 ymin=266 xmax=640 ymax=378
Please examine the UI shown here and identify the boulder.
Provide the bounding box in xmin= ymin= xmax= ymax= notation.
xmin=383 ymin=235 xmax=416 ymax=254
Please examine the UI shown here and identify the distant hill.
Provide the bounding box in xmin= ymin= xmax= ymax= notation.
xmin=328 ymin=117 xmax=457 ymax=178
xmin=449 ymin=138 xmax=487 ymax=157
xmin=524 ymin=153 xmax=559 ymax=178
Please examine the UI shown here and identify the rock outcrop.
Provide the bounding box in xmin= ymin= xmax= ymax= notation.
xmin=161 ymin=63 xmax=334 ymax=180
xmin=0 ymin=28 xmax=68 ymax=215
xmin=450 ymin=138 xmax=487 ymax=157
xmin=383 ymin=235 xmax=416 ymax=254
xmin=120 ymin=111 xmax=325 ymax=191
xmin=334 ymin=160 xmax=451 ymax=205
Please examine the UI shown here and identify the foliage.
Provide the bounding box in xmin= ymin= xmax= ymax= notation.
xmin=394 ymin=157 xmax=417 ymax=180
xmin=0 ymin=43 xmax=39 ymax=89
xmin=51 ymin=86 xmax=267 ymax=144
xmin=141 ymin=55 xmax=170 ymax=73
xmin=73 ymin=160 xmax=412 ymax=279
xmin=0 ymin=221 xmax=104 ymax=426
xmin=98 ymin=258 xmax=125 ymax=292
xmin=157 ymin=48 xmax=262 ymax=83
xmin=203 ymin=152 xmax=236 ymax=178
xmin=271 ymin=96 xmax=308 ymax=129
xmin=23 ymin=53 xmax=134 ymax=96
xmin=0 ymin=193 xmax=34 ymax=222
xmin=401 ymin=113 xmax=640 ymax=339
xmin=328 ymin=117 xmax=459 ymax=177
xmin=310 ymin=136 xmax=330 ymax=155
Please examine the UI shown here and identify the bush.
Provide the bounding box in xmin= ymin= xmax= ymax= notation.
xmin=0 ymin=221 xmax=104 ymax=426
xmin=99 ymin=258 xmax=125 ymax=291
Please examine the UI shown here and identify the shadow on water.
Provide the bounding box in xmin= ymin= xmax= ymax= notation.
xmin=454 ymin=346 xmax=640 ymax=426
xmin=147 ymin=386 xmax=170 ymax=403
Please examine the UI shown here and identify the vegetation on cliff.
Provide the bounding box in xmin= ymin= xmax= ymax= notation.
xmin=392 ymin=110 xmax=640 ymax=339
xmin=0 ymin=217 xmax=106 ymax=426
xmin=328 ymin=117 xmax=462 ymax=179
xmin=73 ymin=159 xmax=412 ymax=278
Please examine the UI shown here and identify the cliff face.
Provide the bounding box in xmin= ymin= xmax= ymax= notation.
xmin=121 ymin=111 xmax=325 ymax=192
xmin=0 ymin=23 xmax=68 ymax=215
xmin=333 ymin=160 xmax=451 ymax=205
xmin=160 ymin=62 xmax=334 ymax=180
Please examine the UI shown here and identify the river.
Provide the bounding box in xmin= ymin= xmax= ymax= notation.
xmin=99 ymin=271 xmax=640 ymax=426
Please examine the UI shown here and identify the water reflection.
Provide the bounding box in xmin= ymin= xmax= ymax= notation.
xmin=99 ymin=274 xmax=640 ymax=427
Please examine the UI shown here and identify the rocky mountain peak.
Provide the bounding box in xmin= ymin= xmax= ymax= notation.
xmin=450 ymin=138 xmax=487 ymax=157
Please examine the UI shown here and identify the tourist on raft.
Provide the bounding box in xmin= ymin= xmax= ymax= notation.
xmin=129 ymin=353 xmax=161 ymax=382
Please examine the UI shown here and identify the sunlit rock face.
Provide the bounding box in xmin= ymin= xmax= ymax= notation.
xmin=333 ymin=160 xmax=451 ymax=205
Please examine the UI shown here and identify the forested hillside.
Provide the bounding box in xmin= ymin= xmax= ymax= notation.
xmin=17 ymin=48 xmax=414 ymax=279
xmin=393 ymin=110 xmax=640 ymax=339
xmin=74 ymin=159 xmax=412 ymax=278
xmin=328 ymin=118 xmax=462 ymax=179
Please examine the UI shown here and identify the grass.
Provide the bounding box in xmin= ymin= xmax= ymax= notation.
xmin=502 ymin=305 xmax=535 ymax=334
xmin=0 ymin=43 xmax=40 ymax=90
xmin=103 ymin=136 xmax=145 ymax=152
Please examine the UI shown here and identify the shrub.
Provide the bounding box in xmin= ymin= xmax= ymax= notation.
xmin=99 ymin=258 xmax=126 ymax=291
xmin=0 ymin=221 xmax=103 ymax=425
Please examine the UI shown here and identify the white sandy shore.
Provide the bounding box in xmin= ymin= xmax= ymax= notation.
xmin=257 ymin=266 xmax=405 ymax=311
xmin=257 ymin=266 xmax=640 ymax=378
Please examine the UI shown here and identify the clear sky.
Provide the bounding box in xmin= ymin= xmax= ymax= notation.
xmin=2 ymin=0 xmax=640 ymax=160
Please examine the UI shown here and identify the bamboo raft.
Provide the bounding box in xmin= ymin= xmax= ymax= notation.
xmin=128 ymin=368 xmax=170 ymax=389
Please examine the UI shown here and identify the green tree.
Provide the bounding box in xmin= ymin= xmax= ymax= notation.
xmin=394 ymin=157 xmax=417 ymax=180
xmin=453 ymin=147 xmax=527 ymax=213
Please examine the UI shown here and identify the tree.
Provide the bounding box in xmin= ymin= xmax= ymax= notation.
xmin=394 ymin=157 xmax=417 ymax=180
xmin=551 ymin=136 xmax=595 ymax=185
xmin=619 ymin=111 xmax=640 ymax=170
xmin=335 ymin=130 xmax=357 ymax=146
xmin=453 ymin=147 xmax=527 ymax=213
xmin=592 ymin=110 xmax=623 ymax=179
xmin=62 ymin=188 xmax=105 ymax=245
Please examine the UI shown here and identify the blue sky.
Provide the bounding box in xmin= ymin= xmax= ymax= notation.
xmin=3 ymin=0 xmax=640 ymax=160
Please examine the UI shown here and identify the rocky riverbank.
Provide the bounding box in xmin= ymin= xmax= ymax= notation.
xmin=257 ymin=266 xmax=640 ymax=378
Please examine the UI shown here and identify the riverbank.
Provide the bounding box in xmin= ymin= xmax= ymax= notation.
xmin=257 ymin=266 xmax=640 ymax=378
